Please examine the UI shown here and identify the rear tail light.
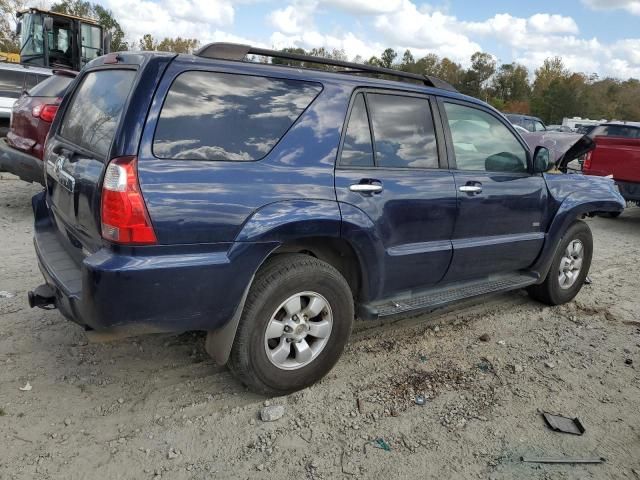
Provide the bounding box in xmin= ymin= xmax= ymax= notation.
xmin=32 ymin=104 xmax=59 ymax=123
xmin=101 ymin=156 xmax=157 ymax=245
xmin=583 ymin=151 xmax=592 ymax=170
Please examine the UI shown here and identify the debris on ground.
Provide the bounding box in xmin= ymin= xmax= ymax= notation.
xmin=479 ymin=333 xmax=491 ymax=342
xmin=584 ymin=276 xmax=593 ymax=285
xmin=260 ymin=405 xmax=285 ymax=422
xmin=373 ymin=438 xmax=391 ymax=451
xmin=19 ymin=382 xmax=32 ymax=392
xmin=521 ymin=456 xmax=605 ymax=464
xmin=415 ymin=394 xmax=426 ymax=406
xmin=0 ymin=291 xmax=15 ymax=298
xmin=542 ymin=412 xmax=585 ymax=435
xmin=625 ymin=359 xmax=633 ymax=365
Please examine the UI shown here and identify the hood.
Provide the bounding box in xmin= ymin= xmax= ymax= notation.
xmin=520 ymin=131 xmax=595 ymax=171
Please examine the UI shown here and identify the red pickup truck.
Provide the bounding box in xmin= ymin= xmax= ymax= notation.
xmin=582 ymin=122 xmax=640 ymax=215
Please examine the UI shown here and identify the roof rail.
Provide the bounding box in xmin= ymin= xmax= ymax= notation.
xmin=194 ymin=42 xmax=458 ymax=92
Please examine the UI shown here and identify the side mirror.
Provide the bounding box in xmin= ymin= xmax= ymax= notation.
xmin=15 ymin=21 xmax=21 ymax=36
xmin=532 ymin=146 xmax=551 ymax=173
xmin=43 ymin=16 xmax=53 ymax=31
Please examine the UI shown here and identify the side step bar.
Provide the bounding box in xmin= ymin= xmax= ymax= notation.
xmin=358 ymin=273 xmax=538 ymax=320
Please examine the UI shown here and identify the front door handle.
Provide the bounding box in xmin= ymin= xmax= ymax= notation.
xmin=459 ymin=185 xmax=482 ymax=193
xmin=350 ymin=183 xmax=383 ymax=194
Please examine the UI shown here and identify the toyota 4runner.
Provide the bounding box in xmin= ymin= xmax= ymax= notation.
xmin=29 ymin=44 xmax=625 ymax=394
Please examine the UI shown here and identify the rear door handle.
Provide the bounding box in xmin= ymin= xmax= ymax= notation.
xmin=459 ymin=185 xmax=482 ymax=193
xmin=350 ymin=183 xmax=383 ymax=194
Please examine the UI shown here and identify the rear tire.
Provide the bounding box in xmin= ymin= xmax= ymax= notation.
xmin=228 ymin=254 xmax=354 ymax=395
xmin=527 ymin=220 xmax=593 ymax=306
xmin=605 ymin=211 xmax=622 ymax=218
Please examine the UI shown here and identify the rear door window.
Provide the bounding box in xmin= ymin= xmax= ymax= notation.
xmin=60 ymin=69 xmax=135 ymax=157
xmin=367 ymin=93 xmax=439 ymax=168
xmin=153 ymin=71 xmax=322 ymax=161
xmin=28 ymin=74 xmax=73 ymax=97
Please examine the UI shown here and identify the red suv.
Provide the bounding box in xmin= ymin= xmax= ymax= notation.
xmin=0 ymin=70 xmax=76 ymax=184
xmin=583 ymin=122 xmax=640 ymax=214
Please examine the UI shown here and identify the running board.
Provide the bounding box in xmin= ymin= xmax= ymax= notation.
xmin=358 ymin=273 xmax=538 ymax=320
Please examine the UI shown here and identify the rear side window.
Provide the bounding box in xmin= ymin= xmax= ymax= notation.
xmin=60 ymin=69 xmax=135 ymax=157
xmin=367 ymin=93 xmax=438 ymax=168
xmin=153 ymin=71 xmax=322 ymax=161
xmin=28 ymin=74 xmax=73 ymax=97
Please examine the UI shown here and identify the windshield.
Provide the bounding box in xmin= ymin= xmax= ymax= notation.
xmin=19 ymin=12 xmax=83 ymax=69
xmin=81 ymin=23 xmax=102 ymax=64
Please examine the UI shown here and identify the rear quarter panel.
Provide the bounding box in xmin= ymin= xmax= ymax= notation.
xmin=136 ymin=58 xmax=354 ymax=245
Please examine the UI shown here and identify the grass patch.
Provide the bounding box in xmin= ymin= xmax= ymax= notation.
xmin=0 ymin=407 xmax=6 ymax=416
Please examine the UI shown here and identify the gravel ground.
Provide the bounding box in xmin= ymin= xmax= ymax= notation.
xmin=1 ymin=174 xmax=639 ymax=480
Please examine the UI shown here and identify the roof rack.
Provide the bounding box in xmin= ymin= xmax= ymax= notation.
xmin=194 ymin=43 xmax=458 ymax=93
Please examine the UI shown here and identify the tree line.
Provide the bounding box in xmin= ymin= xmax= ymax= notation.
xmin=1 ymin=0 xmax=638 ymax=124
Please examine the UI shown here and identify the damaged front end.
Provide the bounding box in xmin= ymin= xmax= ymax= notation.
xmin=521 ymin=131 xmax=595 ymax=173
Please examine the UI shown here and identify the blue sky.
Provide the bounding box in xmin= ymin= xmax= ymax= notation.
xmin=97 ymin=0 xmax=640 ymax=78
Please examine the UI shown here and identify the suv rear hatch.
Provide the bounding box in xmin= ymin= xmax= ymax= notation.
xmin=44 ymin=67 xmax=137 ymax=255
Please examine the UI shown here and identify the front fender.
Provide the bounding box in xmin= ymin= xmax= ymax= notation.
xmin=531 ymin=174 xmax=625 ymax=279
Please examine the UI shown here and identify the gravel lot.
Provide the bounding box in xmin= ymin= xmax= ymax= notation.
xmin=1 ymin=174 xmax=639 ymax=480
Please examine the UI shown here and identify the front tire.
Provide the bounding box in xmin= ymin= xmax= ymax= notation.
xmin=228 ymin=254 xmax=354 ymax=395
xmin=528 ymin=220 xmax=593 ymax=306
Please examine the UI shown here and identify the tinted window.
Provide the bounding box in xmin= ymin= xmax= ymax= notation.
xmin=340 ymin=93 xmax=373 ymax=167
xmin=154 ymin=71 xmax=321 ymax=161
xmin=60 ymin=69 xmax=135 ymax=157
xmin=600 ymin=125 xmax=640 ymax=138
xmin=28 ymin=74 xmax=72 ymax=97
xmin=367 ymin=93 xmax=438 ymax=168
xmin=444 ymin=102 xmax=528 ymax=173
xmin=0 ymin=70 xmax=25 ymax=98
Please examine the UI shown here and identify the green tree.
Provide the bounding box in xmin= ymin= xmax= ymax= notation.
xmin=379 ymin=48 xmax=397 ymax=68
xmin=399 ymin=49 xmax=415 ymax=72
xmin=491 ymin=63 xmax=530 ymax=103
xmin=0 ymin=0 xmax=27 ymax=53
xmin=460 ymin=51 xmax=496 ymax=99
xmin=156 ymin=37 xmax=199 ymax=54
xmin=138 ymin=33 xmax=156 ymax=51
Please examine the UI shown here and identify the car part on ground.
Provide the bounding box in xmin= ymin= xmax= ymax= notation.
xmin=27 ymin=44 xmax=625 ymax=393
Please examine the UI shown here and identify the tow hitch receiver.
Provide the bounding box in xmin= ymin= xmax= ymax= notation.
xmin=28 ymin=284 xmax=56 ymax=309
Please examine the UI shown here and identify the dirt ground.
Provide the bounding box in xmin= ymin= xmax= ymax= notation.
xmin=1 ymin=174 xmax=639 ymax=480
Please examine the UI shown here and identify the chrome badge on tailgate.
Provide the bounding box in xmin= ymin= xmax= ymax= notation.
xmin=46 ymin=154 xmax=75 ymax=193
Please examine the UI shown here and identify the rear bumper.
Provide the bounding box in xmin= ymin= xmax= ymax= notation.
xmin=32 ymin=191 xmax=276 ymax=333
xmin=0 ymin=137 xmax=43 ymax=184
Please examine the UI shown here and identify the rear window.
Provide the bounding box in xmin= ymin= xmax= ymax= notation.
xmin=28 ymin=74 xmax=73 ymax=97
xmin=60 ymin=69 xmax=135 ymax=157
xmin=153 ymin=71 xmax=322 ymax=161
xmin=595 ymin=125 xmax=640 ymax=139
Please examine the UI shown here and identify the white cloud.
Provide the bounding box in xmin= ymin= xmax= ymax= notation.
xmin=102 ymin=0 xmax=235 ymax=43
xmin=528 ymin=14 xmax=578 ymax=34
xmin=373 ymin=1 xmax=483 ymax=63
xmin=582 ymin=0 xmax=640 ymax=15
xmin=268 ymin=1 xmax=317 ymax=34
xmin=318 ymin=0 xmax=404 ymax=14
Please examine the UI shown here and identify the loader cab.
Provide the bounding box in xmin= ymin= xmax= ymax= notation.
xmin=17 ymin=8 xmax=106 ymax=71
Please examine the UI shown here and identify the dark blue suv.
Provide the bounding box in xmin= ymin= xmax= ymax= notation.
xmin=29 ymin=44 xmax=624 ymax=394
